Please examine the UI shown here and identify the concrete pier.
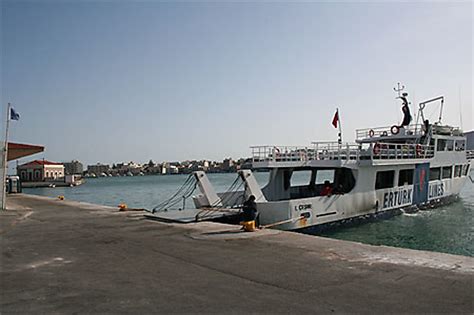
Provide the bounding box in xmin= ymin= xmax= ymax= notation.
xmin=1 ymin=194 xmax=473 ymax=313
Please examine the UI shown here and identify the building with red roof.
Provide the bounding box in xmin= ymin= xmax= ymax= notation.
xmin=17 ymin=159 xmax=65 ymax=182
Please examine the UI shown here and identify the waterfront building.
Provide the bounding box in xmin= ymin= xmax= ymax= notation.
xmin=169 ymin=165 xmax=179 ymax=174
xmin=87 ymin=163 xmax=110 ymax=176
xmin=144 ymin=165 xmax=162 ymax=174
xmin=17 ymin=160 xmax=65 ymax=182
xmin=115 ymin=161 xmax=142 ymax=175
xmin=160 ymin=163 xmax=179 ymax=175
xmin=63 ymin=160 xmax=83 ymax=175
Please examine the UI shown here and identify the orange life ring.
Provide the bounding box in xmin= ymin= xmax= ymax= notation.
xmin=369 ymin=129 xmax=375 ymax=137
xmin=391 ymin=125 xmax=400 ymax=135
xmin=373 ymin=143 xmax=381 ymax=155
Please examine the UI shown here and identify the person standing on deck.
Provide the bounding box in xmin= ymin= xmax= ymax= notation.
xmin=399 ymin=95 xmax=412 ymax=128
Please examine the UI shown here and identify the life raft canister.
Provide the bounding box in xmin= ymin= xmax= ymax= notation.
xmin=390 ymin=125 xmax=400 ymax=135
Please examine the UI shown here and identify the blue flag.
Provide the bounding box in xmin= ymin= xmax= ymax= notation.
xmin=10 ymin=108 xmax=20 ymax=121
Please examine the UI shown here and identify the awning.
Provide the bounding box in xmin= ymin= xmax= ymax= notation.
xmin=7 ymin=142 xmax=44 ymax=161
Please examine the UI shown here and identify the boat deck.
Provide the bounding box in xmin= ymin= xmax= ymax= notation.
xmin=251 ymin=141 xmax=436 ymax=168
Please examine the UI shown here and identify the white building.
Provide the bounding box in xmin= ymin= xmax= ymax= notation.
xmin=17 ymin=160 xmax=65 ymax=182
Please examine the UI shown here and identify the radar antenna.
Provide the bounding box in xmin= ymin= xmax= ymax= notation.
xmin=393 ymin=82 xmax=405 ymax=97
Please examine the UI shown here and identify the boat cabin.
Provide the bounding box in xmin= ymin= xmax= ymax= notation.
xmin=261 ymin=167 xmax=356 ymax=201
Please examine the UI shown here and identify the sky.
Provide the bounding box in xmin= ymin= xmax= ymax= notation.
xmin=1 ymin=0 xmax=472 ymax=167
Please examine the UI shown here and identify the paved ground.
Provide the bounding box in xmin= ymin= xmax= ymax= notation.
xmin=1 ymin=194 xmax=473 ymax=314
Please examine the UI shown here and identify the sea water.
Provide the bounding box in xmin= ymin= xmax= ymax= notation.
xmin=23 ymin=172 xmax=473 ymax=257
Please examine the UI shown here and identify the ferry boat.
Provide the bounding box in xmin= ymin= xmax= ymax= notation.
xmin=152 ymin=88 xmax=473 ymax=231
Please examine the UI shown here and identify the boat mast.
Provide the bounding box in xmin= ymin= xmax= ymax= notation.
xmin=393 ymin=82 xmax=405 ymax=97
xmin=393 ymin=82 xmax=410 ymax=125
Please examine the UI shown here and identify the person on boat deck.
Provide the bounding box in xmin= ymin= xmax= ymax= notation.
xmin=320 ymin=181 xmax=333 ymax=197
xmin=242 ymin=195 xmax=258 ymax=223
xmin=399 ymin=96 xmax=412 ymax=128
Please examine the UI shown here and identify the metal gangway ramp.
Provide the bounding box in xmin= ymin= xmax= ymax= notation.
xmin=146 ymin=170 xmax=265 ymax=223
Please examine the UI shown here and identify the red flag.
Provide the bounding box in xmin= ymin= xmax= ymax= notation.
xmin=332 ymin=110 xmax=339 ymax=128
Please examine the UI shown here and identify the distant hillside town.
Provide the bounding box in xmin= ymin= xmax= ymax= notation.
xmin=83 ymin=158 xmax=253 ymax=177
xmin=17 ymin=158 xmax=254 ymax=183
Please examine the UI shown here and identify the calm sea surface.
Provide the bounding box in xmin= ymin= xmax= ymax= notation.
xmin=24 ymin=172 xmax=474 ymax=257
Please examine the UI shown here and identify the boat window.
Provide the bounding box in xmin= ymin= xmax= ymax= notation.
xmin=315 ymin=170 xmax=335 ymax=185
xmin=398 ymin=169 xmax=414 ymax=186
xmin=454 ymin=165 xmax=462 ymax=177
xmin=375 ymin=170 xmax=394 ymax=190
xmin=442 ymin=166 xmax=452 ymax=179
xmin=283 ymin=167 xmax=356 ymax=200
xmin=446 ymin=140 xmax=454 ymax=151
xmin=290 ymin=170 xmax=312 ymax=187
xmin=462 ymin=164 xmax=470 ymax=176
xmin=334 ymin=168 xmax=356 ymax=194
xmin=429 ymin=138 xmax=435 ymax=147
xmin=455 ymin=140 xmax=465 ymax=151
xmin=429 ymin=168 xmax=441 ymax=181
xmin=436 ymin=139 xmax=446 ymax=151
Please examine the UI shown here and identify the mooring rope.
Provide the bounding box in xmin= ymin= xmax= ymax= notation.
xmin=195 ymin=174 xmax=246 ymax=221
xmin=151 ymin=174 xmax=197 ymax=213
xmin=150 ymin=172 xmax=248 ymax=221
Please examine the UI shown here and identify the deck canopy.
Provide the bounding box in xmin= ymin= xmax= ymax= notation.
xmin=7 ymin=142 xmax=44 ymax=161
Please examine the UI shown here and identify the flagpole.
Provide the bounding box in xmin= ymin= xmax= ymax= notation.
xmin=1 ymin=103 xmax=11 ymax=210
xmin=337 ymin=108 xmax=343 ymax=145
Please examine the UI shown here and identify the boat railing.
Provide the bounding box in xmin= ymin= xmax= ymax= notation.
xmin=355 ymin=124 xmax=424 ymax=140
xmin=251 ymin=143 xmax=360 ymax=163
xmin=251 ymin=142 xmax=435 ymax=164
xmin=370 ymin=142 xmax=435 ymax=160
xmin=467 ymin=150 xmax=474 ymax=160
